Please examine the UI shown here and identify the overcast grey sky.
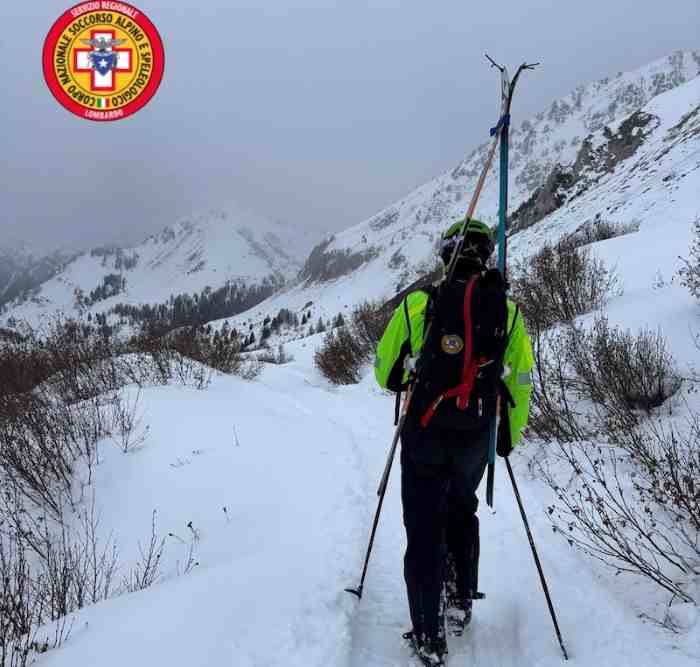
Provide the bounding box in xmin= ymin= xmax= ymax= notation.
xmin=1 ymin=0 xmax=698 ymax=252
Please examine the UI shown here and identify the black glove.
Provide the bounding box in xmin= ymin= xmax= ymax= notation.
xmin=496 ymin=413 xmax=512 ymax=458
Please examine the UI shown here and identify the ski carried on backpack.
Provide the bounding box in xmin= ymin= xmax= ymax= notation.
xmin=484 ymin=55 xmax=539 ymax=508
xmin=345 ymin=55 xmax=537 ymax=602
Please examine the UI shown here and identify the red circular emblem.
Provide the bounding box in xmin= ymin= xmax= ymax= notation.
xmin=42 ymin=2 xmax=165 ymax=122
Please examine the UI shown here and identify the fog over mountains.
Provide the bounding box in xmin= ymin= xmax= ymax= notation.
xmin=2 ymin=50 xmax=699 ymax=334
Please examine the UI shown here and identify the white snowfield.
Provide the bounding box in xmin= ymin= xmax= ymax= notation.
xmin=38 ymin=336 xmax=699 ymax=667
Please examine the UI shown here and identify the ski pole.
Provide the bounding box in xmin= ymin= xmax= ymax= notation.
xmin=377 ymin=385 xmax=413 ymax=497
xmin=345 ymin=386 xmax=413 ymax=600
xmin=505 ymin=458 xmax=569 ymax=660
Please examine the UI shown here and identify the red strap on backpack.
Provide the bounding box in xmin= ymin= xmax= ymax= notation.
xmin=420 ymin=275 xmax=481 ymax=428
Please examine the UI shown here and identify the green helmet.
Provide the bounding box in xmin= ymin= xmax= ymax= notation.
xmin=442 ymin=218 xmax=494 ymax=242
xmin=439 ymin=218 xmax=495 ymax=267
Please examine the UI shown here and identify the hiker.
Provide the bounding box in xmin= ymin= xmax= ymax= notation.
xmin=374 ymin=219 xmax=534 ymax=666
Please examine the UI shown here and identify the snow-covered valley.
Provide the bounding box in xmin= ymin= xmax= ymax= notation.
xmin=31 ymin=338 xmax=700 ymax=667
xmin=2 ymin=49 xmax=700 ymax=667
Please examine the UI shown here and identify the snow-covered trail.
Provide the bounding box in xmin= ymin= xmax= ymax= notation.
xmin=38 ymin=347 xmax=698 ymax=667
xmin=342 ymin=384 xmax=698 ymax=667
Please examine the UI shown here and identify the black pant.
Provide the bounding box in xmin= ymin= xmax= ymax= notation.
xmin=400 ymin=415 xmax=490 ymax=641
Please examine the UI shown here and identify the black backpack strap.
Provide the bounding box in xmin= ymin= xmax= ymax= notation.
xmin=508 ymin=304 xmax=520 ymax=339
xmin=403 ymin=297 xmax=413 ymax=355
xmin=499 ymin=378 xmax=516 ymax=409
xmin=390 ymin=297 xmax=414 ymax=423
xmin=423 ymin=283 xmax=438 ymax=326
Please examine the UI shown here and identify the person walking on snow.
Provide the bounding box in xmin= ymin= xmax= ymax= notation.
xmin=374 ymin=219 xmax=534 ymax=666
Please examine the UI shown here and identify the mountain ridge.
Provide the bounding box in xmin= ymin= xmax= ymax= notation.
xmin=1 ymin=201 xmax=321 ymax=330
xmin=218 ymin=50 xmax=699 ymax=336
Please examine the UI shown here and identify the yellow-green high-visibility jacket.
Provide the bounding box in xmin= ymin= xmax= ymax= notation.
xmin=374 ymin=288 xmax=534 ymax=448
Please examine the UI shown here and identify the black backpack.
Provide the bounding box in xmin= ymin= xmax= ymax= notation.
xmin=411 ymin=269 xmax=509 ymax=431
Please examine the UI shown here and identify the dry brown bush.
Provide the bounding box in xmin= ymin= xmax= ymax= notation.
xmin=530 ymin=318 xmax=681 ymax=442
xmin=511 ymin=239 xmax=620 ymax=330
xmin=564 ymin=217 xmax=639 ymax=248
xmin=314 ymin=301 xmax=390 ymax=385
xmin=0 ymin=317 xmax=248 ymax=663
xmin=539 ymin=419 xmax=699 ymax=607
xmin=679 ymin=216 xmax=700 ymax=301
xmin=530 ymin=318 xmax=695 ymax=607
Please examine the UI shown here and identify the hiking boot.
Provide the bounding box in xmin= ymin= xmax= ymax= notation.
xmin=446 ymin=597 xmax=472 ymax=636
xmin=403 ymin=630 xmax=447 ymax=666
xmin=403 ymin=629 xmax=427 ymax=660
xmin=417 ymin=637 xmax=447 ymax=667
xmin=403 ymin=629 xmax=422 ymax=653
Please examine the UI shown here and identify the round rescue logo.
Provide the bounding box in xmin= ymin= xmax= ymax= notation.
xmin=441 ymin=334 xmax=464 ymax=355
xmin=42 ymin=2 xmax=165 ymax=122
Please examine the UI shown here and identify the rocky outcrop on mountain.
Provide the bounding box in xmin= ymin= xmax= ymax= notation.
xmin=510 ymin=110 xmax=661 ymax=233
xmin=300 ymin=237 xmax=380 ymax=284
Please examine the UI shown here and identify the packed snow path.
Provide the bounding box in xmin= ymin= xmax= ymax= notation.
xmin=40 ymin=351 xmax=698 ymax=667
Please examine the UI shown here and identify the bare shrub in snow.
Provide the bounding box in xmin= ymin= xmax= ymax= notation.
xmin=510 ymin=239 xmax=620 ymax=330
xmin=565 ymin=318 xmax=681 ymax=430
xmin=238 ymin=357 xmax=263 ymax=380
xmin=315 ymin=326 xmax=367 ymax=385
xmin=110 ymin=389 xmax=149 ymax=453
xmin=0 ymin=317 xmax=124 ymax=400
xmin=128 ymin=322 xmax=259 ymax=383
xmin=679 ymin=215 xmax=700 ymax=301
xmin=532 ymin=317 xmax=694 ymax=604
xmin=540 ymin=418 xmax=700 ymax=604
xmin=529 ymin=326 xmax=593 ymax=442
xmin=0 ymin=529 xmax=48 ymax=667
xmin=529 ymin=318 xmax=680 ymax=441
xmin=122 ymin=511 xmax=166 ymax=593
xmin=351 ymin=301 xmax=390 ymax=350
xmin=0 ymin=492 xmax=173 ymax=663
xmin=40 ymin=502 xmax=120 ymax=618
xmin=314 ymin=300 xmax=390 ymax=385
xmin=258 ymin=344 xmax=294 ymax=365
xmin=0 ymin=319 xmax=211 ymax=659
xmin=0 ymin=391 xmax=96 ymax=520
xmin=564 ymin=217 xmax=639 ymax=248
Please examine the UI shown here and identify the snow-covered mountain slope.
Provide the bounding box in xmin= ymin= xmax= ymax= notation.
xmin=221 ymin=50 xmax=699 ymax=333
xmin=1 ymin=202 xmax=320 ymax=329
xmin=34 ymin=341 xmax=700 ymax=667
xmin=0 ymin=244 xmax=77 ymax=310
xmin=508 ymin=64 xmax=700 ymax=266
